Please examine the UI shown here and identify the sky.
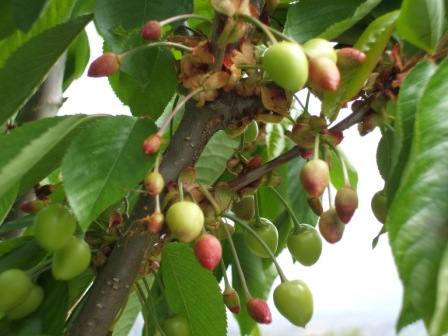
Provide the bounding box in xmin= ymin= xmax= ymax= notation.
xmin=59 ymin=24 xmax=424 ymax=336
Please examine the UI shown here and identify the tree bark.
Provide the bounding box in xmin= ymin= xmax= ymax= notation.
xmin=69 ymin=92 xmax=266 ymax=336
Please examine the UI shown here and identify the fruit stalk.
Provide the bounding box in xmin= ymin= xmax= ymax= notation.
xmin=224 ymin=213 xmax=288 ymax=283
xmin=268 ymin=187 xmax=303 ymax=233
xmin=221 ymin=218 xmax=252 ymax=299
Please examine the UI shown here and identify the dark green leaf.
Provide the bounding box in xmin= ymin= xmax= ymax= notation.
xmin=0 ymin=237 xmax=46 ymax=273
xmin=107 ymin=37 xmax=177 ymax=118
xmin=387 ymin=60 xmax=437 ymax=205
xmin=397 ymin=0 xmax=445 ymax=55
xmin=94 ymin=0 xmax=193 ymax=43
xmin=0 ymin=0 xmax=76 ymax=66
xmin=162 ymin=242 xmax=227 ymax=336
xmin=195 ymin=131 xmax=239 ymax=185
xmin=388 ymin=57 xmax=448 ymax=334
xmin=39 ymin=271 xmax=70 ymax=335
xmin=320 ymin=0 xmax=381 ymax=41
xmin=0 ymin=115 xmax=102 ymax=199
xmin=0 ymin=215 xmax=34 ymax=235
xmin=0 ymin=14 xmax=93 ymax=125
xmin=62 ymin=116 xmax=157 ymax=230
xmin=285 ymin=0 xmax=371 ymax=43
xmin=230 ymin=233 xmax=277 ymax=335
xmin=0 ymin=184 xmax=18 ymax=224
xmin=0 ymin=0 xmax=16 ymax=40
xmin=322 ymin=10 xmax=399 ymax=121
xmin=11 ymin=0 xmax=50 ymax=32
xmin=63 ymin=29 xmax=90 ymax=91
xmin=330 ymin=147 xmax=358 ymax=190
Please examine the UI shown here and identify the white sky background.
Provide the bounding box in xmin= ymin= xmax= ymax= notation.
xmin=59 ymin=24 xmax=423 ymax=335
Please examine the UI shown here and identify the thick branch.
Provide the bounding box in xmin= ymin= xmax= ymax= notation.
xmin=69 ymin=91 xmax=265 ymax=336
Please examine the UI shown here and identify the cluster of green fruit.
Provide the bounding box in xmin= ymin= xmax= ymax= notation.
xmin=0 ymin=269 xmax=43 ymax=320
xmin=34 ymin=204 xmax=92 ymax=280
xmin=262 ymin=38 xmax=364 ymax=94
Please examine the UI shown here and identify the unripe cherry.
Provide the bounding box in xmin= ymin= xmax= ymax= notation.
xmin=308 ymin=56 xmax=341 ymax=92
xmin=193 ymin=234 xmax=222 ymax=270
xmin=223 ymin=288 xmax=241 ymax=314
xmin=246 ymin=298 xmax=272 ymax=324
xmin=144 ymin=171 xmax=164 ymax=195
xmin=300 ymin=159 xmax=329 ymax=197
xmin=141 ymin=20 xmax=162 ymax=40
xmin=303 ymin=38 xmax=337 ymax=63
xmin=142 ymin=134 xmax=162 ymax=155
xmin=146 ymin=211 xmax=164 ymax=233
xmin=335 ymin=186 xmax=358 ymax=224
xmin=318 ymin=208 xmax=345 ymax=244
xmin=306 ymin=194 xmax=323 ymax=216
xmin=371 ymin=190 xmax=387 ymax=224
xmin=88 ymin=53 xmax=121 ymax=77
xmin=336 ymin=48 xmax=366 ymax=70
xmin=232 ymin=196 xmax=255 ymax=221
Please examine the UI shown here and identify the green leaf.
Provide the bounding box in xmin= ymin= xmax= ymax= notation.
xmin=285 ymin=0 xmax=372 ymax=43
xmin=0 ymin=0 xmax=17 ymax=40
xmin=107 ymin=36 xmax=177 ymax=119
xmin=0 ymin=0 xmax=76 ymax=66
xmin=330 ymin=147 xmax=358 ymax=190
xmin=319 ymin=0 xmax=381 ymax=41
xmin=0 ymin=237 xmax=46 ymax=273
xmin=0 ymin=184 xmax=18 ymax=225
xmin=39 ymin=271 xmax=70 ymax=335
xmin=95 ymin=0 xmax=193 ymax=43
xmin=195 ymin=131 xmax=239 ymax=185
xmin=230 ymin=233 xmax=277 ymax=335
xmin=113 ymin=274 xmax=154 ymax=336
xmin=387 ymin=60 xmax=437 ymax=205
xmin=0 ymin=14 xmax=92 ymax=126
xmin=194 ymin=0 xmax=214 ymax=18
xmin=0 ymin=115 xmax=102 ymax=199
xmin=11 ymin=0 xmax=50 ymax=32
xmin=0 ymin=215 xmax=34 ymax=235
xmin=63 ymin=29 xmax=90 ymax=91
xmin=322 ymin=10 xmax=399 ymax=121
xmin=430 ymin=244 xmax=448 ymax=335
xmin=388 ymin=57 xmax=448 ymax=333
xmin=265 ymin=123 xmax=285 ymax=160
xmin=397 ymin=0 xmax=445 ymax=55
xmin=62 ymin=116 xmax=157 ymax=230
xmin=162 ymin=242 xmax=227 ymax=336
xmin=376 ymin=126 xmax=394 ymax=183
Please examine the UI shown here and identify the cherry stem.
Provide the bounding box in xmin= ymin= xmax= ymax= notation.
xmin=159 ymin=14 xmax=213 ymax=27
xmin=178 ymin=179 xmax=185 ymax=202
xmin=224 ymin=213 xmax=289 ymax=283
xmin=221 ymin=217 xmax=252 ymax=299
xmin=199 ymin=184 xmax=222 ymax=214
xmin=268 ymin=187 xmax=303 ymax=233
xmin=253 ymin=192 xmax=263 ymax=228
xmin=220 ymin=258 xmax=233 ymax=292
xmin=313 ymin=133 xmax=320 ymax=159
xmin=266 ymin=25 xmax=296 ymax=43
xmin=27 ymin=258 xmax=52 ymax=280
xmin=157 ymin=87 xmax=203 ymax=138
xmin=237 ymin=13 xmax=277 ymax=45
xmin=120 ymin=41 xmax=193 ymax=60
xmin=326 ymin=140 xmax=350 ymax=187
